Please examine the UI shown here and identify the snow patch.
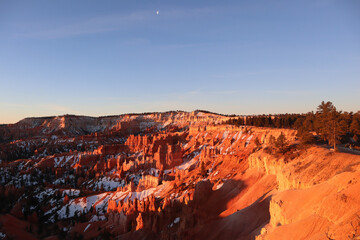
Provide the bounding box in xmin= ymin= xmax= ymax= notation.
xmin=62 ymin=189 xmax=80 ymax=197
xmin=216 ymin=183 xmax=224 ymax=190
xmin=89 ymin=215 xmax=106 ymax=222
xmin=222 ymin=131 xmax=229 ymax=139
xmin=168 ymin=217 xmax=180 ymax=228
xmin=55 ymin=192 xmax=109 ymax=219
xmin=175 ymin=157 xmax=198 ymax=171
xmin=110 ymin=187 xmax=157 ymax=203
xmin=92 ymin=177 xmax=125 ymax=191
xmin=84 ymin=224 xmax=91 ymax=232
xmin=245 ymin=135 xmax=253 ymax=147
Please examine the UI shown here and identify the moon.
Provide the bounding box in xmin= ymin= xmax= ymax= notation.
xmin=156 ymin=10 xmax=159 ymax=15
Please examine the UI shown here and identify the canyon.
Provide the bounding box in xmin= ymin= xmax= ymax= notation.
xmin=0 ymin=110 xmax=359 ymax=239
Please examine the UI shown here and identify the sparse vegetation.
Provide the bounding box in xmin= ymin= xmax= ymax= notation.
xmin=225 ymin=101 xmax=360 ymax=149
xmin=315 ymin=101 xmax=347 ymax=151
xmin=274 ymin=132 xmax=289 ymax=154
xmin=254 ymin=137 xmax=261 ymax=148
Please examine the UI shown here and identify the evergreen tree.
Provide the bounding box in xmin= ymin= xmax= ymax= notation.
xmin=316 ymin=101 xmax=346 ymax=150
xmin=275 ymin=132 xmax=288 ymax=154
xmin=269 ymin=135 xmax=276 ymax=145
xmin=350 ymin=113 xmax=360 ymax=138
xmin=316 ymin=101 xmax=336 ymax=142
xmin=297 ymin=130 xmax=315 ymax=145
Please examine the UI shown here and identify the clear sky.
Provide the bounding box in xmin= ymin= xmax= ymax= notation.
xmin=0 ymin=0 xmax=359 ymax=123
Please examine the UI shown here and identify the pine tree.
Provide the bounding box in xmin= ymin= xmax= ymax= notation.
xmin=297 ymin=130 xmax=315 ymax=145
xmin=316 ymin=101 xmax=336 ymax=142
xmin=275 ymin=132 xmax=288 ymax=154
xmin=254 ymin=137 xmax=261 ymax=148
xmin=316 ymin=101 xmax=347 ymax=150
xmin=350 ymin=113 xmax=360 ymax=137
xmin=269 ymin=135 xmax=276 ymax=145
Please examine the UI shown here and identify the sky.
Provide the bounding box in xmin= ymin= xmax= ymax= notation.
xmin=0 ymin=0 xmax=360 ymax=124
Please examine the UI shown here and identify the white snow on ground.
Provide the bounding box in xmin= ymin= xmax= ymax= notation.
xmin=71 ymin=155 xmax=81 ymax=167
xmin=216 ymin=183 xmax=224 ymax=190
xmin=245 ymin=135 xmax=253 ymax=147
xmin=223 ymin=131 xmax=229 ymax=139
xmin=163 ymin=119 xmax=173 ymax=127
xmin=89 ymin=215 xmax=106 ymax=222
xmin=148 ymin=168 xmax=159 ymax=177
xmin=176 ymin=157 xmax=198 ymax=171
xmin=208 ymin=159 xmax=217 ymax=174
xmin=154 ymin=181 xmax=170 ymax=198
xmin=55 ymin=192 xmax=109 ymax=219
xmin=128 ymin=188 xmax=156 ymax=201
xmin=84 ymin=224 xmax=91 ymax=232
xmin=110 ymin=187 xmax=157 ymax=203
xmin=92 ymin=177 xmax=125 ymax=191
xmin=15 ymin=174 xmax=36 ymax=187
xmin=162 ymin=146 xmax=205 ymax=174
xmin=170 ymin=193 xmax=179 ymax=199
xmin=168 ymin=217 xmax=180 ymax=227
xmin=219 ymin=147 xmax=224 ymax=153
xmin=62 ymin=189 xmax=80 ymax=197
xmin=108 ymin=191 xmax=129 ymax=202
xmin=54 ymin=155 xmax=74 ymax=168
xmin=176 ymin=189 xmax=189 ymax=200
xmin=53 ymin=178 xmax=65 ymax=185
xmin=128 ymin=174 xmax=142 ymax=186
xmin=139 ymin=121 xmax=159 ymax=130
xmin=237 ymin=131 xmax=242 ymax=140
xmin=54 ymin=156 xmax=63 ymax=168
xmin=222 ymin=131 xmax=229 ymax=139
xmin=233 ymin=132 xmax=239 ymax=140
xmin=35 ymin=188 xmax=57 ymax=202
xmin=88 ymin=193 xmax=111 ymax=213
xmin=163 ymin=168 xmax=175 ymax=174
xmin=54 ymin=187 xmax=158 ymax=220
xmin=164 ymin=153 xmax=200 ymax=174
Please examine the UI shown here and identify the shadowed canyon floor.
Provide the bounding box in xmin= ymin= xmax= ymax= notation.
xmin=0 ymin=111 xmax=359 ymax=239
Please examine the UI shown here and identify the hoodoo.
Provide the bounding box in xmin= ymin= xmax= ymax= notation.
xmin=0 ymin=110 xmax=359 ymax=239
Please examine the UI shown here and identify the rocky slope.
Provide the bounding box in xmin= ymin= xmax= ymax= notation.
xmin=0 ymin=111 xmax=359 ymax=240
xmin=0 ymin=111 xmax=228 ymax=142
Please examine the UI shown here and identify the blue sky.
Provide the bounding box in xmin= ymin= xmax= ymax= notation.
xmin=0 ymin=0 xmax=359 ymax=123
